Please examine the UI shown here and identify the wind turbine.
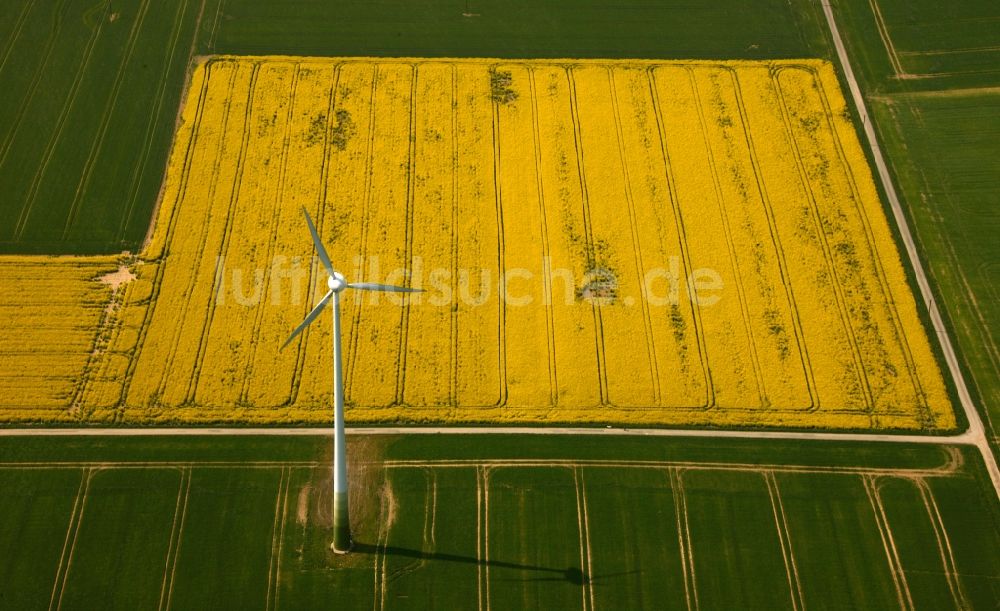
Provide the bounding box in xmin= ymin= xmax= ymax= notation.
xmin=282 ymin=207 xmax=422 ymax=554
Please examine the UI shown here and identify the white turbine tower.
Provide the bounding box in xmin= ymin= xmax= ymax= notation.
xmin=282 ymin=207 xmax=421 ymax=554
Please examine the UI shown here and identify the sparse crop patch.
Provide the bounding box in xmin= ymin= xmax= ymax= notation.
xmin=489 ymin=69 xmax=518 ymax=104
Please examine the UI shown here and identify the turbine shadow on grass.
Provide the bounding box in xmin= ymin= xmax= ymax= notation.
xmin=351 ymin=542 xmax=639 ymax=585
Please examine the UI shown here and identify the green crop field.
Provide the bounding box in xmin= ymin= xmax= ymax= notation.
xmin=2 ymin=435 xmax=999 ymax=609
xmin=200 ymin=0 xmax=830 ymax=59
xmin=834 ymin=0 xmax=1000 ymax=91
xmin=832 ymin=0 xmax=1000 ymax=453
xmin=0 ymin=0 xmax=202 ymax=254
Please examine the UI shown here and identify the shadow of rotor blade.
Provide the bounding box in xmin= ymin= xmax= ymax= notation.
xmin=352 ymin=542 xmax=573 ymax=577
xmin=488 ymin=566 xmax=592 ymax=585
xmin=492 ymin=567 xmax=638 ymax=585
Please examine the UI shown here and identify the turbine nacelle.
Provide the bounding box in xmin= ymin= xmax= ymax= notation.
xmin=327 ymin=271 xmax=347 ymax=292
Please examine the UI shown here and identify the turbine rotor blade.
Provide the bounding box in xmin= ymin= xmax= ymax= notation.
xmin=347 ymin=282 xmax=424 ymax=293
xmin=281 ymin=290 xmax=333 ymax=350
xmin=302 ymin=207 xmax=335 ymax=277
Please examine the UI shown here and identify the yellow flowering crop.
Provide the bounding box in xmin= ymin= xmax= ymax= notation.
xmin=0 ymin=57 xmax=955 ymax=430
xmin=0 ymin=256 xmax=125 ymax=419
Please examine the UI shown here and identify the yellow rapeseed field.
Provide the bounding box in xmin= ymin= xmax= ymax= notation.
xmin=0 ymin=57 xmax=955 ymax=429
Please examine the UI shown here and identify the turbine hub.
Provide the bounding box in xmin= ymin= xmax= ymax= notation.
xmin=327 ymin=272 xmax=347 ymax=292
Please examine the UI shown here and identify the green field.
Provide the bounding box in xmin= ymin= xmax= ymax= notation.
xmin=834 ymin=0 xmax=1000 ymax=91
xmin=201 ymin=0 xmax=830 ymax=59
xmin=2 ymin=435 xmax=998 ymax=609
xmin=832 ymin=0 xmax=1000 ymax=451
xmin=0 ymin=0 xmax=202 ymax=254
